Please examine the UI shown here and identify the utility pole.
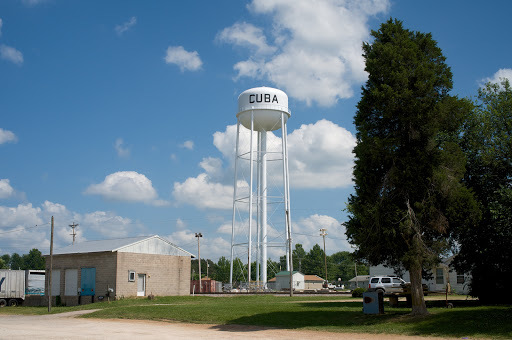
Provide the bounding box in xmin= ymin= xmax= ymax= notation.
xmin=195 ymin=233 xmax=202 ymax=293
xmin=320 ymin=228 xmax=328 ymax=283
xmin=48 ymin=216 xmax=54 ymax=313
xmin=69 ymin=222 xmax=79 ymax=244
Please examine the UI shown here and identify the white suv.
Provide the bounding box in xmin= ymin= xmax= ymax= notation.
xmin=368 ymin=276 xmax=407 ymax=294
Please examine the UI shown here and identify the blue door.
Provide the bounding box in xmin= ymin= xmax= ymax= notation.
xmin=80 ymin=268 xmax=96 ymax=296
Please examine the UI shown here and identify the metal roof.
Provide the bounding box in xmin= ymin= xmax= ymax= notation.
xmin=50 ymin=235 xmax=194 ymax=257
xmin=348 ymin=275 xmax=371 ymax=282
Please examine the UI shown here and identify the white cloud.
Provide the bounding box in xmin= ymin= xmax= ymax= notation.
xmin=215 ymin=120 xmax=355 ymax=188
xmin=481 ymin=68 xmax=512 ymax=86
xmin=287 ymin=119 xmax=356 ymax=188
xmin=165 ymin=230 xmax=231 ymax=261
xmin=85 ymin=171 xmax=169 ymax=206
xmin=82 ymin=210 xmax=142 ymax=238
xmin=173 ymin=173 xmax=234 ymax=210
xmin=114 ymin=138 xmax=130 ymax=158
xmin=115 ymin=16 xmax=137 ymax=35
xmin=0 ymin=179 xmax=14 ymax=199
xmin=216 ymin=22 xmax=276 ymax=55
xmin=293 ymin=214 xmax=351 ymax=254
xmin=0 ymin=44 xmax=23 ymax=65
xmin=164 ymin=46 xmax=202 ymax=72
xmin=172 ymin=119 xmax=355 ymax=210
xmin=0 ymin=128 xmax=18 ymax=144
xmin=176 ymin=218 xmax=186 ymax=229
xmin=0 ymin=200 xmax=147 ymax=254
xmin=219 ymin=0 xmax=390 ymax=106
xmin=180 ymin=140 xmax=194 ymax=150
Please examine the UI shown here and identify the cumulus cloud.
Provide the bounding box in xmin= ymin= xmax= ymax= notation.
xmin=164 ymin=46 xmax=202 ymax=72
xmin=0 ymin=200 xmax=146 ymax=254
xmin=219 ymin=0 xmax=389 ymax=106
xmin=180 ymin=140 xmax=194 ymax=150
xmin=82 ymin=210 xmax=143 ymax=238
xmin=0 ymin=179 xmax=14 ymax=199
xmin=287 ymin=119 xmax=356 ymax=188
xmin=114 ymin=138 xmax=130 ymax=158
xmin=165 ymin=229 xmax=231 ymax=260
xmin=214 ymin=120 xmax=355 ymax=188
xmin=173 ymin=173 xmax=234 ymax=210
xmin=481 ymin=68 xmax=512 ymax=86
xmin=115 ymin=16 xmax=137 ymax=35
xmin=217 ymin=22 xmax=276 ymax=55
xmin=293 ymin=214 xmax=351 ymax=254
xmin=0 ymin=128 xmax=18 ymax=144
xmin=0 ymin=45 xmax=23 ymax=65
xmin=85 ymin=171 xmax=169 ymax=206
xmin=172 ymin=120 xmax=355 ymax=210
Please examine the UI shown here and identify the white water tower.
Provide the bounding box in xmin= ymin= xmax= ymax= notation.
xmin=230 ymin=86 xmax=292 ymax=289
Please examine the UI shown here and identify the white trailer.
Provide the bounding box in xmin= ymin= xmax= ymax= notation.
xmin=0 ymin=270 xmax=26 ymax=307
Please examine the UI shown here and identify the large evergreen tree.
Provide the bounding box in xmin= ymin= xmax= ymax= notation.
xmin=456 ymin=78 xmax=512 ymax=303
xmin=345 ymin=19 xmax=478 ymax=315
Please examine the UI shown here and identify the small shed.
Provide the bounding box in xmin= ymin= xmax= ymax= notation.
xmin=190 ymin=277 xmax=218 ymax=293
xmin=274 ymin=271 xmax=305 ymax=291
xmin=304 ymin=274 xmax=325 ymax=291
xmin=45 ymin=235 xmax=194 ymax=305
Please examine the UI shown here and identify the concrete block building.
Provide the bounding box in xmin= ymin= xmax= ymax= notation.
xmin=45 ymin=235 xmax=194 ymax=305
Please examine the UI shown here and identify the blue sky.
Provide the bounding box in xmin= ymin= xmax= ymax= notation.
xmin=1 ymin=0 xmax=511 ymax=263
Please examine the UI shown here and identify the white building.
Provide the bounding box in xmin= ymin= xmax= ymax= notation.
xmin=369 ymin=257 xmax=470 ymax=294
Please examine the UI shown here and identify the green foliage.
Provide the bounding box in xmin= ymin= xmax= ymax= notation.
xmin=456 ymin=78 xmax=512 ymax=303
xmin=22 ymin=249 xmax=45 ymax=270
xmin=1 ymin=254 xmax=10 ymax=269
xmin=0 ymin=250 xmax=45 ymax=270
xmin=211 ymin=256 xmax=230 ymax=283
xmin=10 ymin=253 xmax=23 ymax=269
xmin=345 ymin=19 xmax=479 ymax=314
xmin=351 ymin=287 xmax=366 ymax=297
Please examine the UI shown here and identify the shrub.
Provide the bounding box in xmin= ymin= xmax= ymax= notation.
xmin=351 ymin=287 xmax=366 ymax=297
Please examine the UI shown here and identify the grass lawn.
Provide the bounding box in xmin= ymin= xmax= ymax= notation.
xmin=1 ymin=295 xmax=510 ymax=339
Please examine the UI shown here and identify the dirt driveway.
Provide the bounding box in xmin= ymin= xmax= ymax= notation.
xmin=0 ymin=310 xmax=465 ymax=340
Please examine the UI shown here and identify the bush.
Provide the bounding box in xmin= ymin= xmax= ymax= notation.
xmin=351 ymin=287 xmax=366 ymax=297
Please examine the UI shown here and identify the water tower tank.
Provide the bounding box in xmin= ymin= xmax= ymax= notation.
xmin=237 ymin=87 xmax=290 ymax=131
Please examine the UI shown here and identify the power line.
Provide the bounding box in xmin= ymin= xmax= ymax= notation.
xmin=0 ymin=223 xmax=49 ymax=235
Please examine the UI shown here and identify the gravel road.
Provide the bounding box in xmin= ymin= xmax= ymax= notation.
xmin=0 ymin=310 xmax=460 ymax=339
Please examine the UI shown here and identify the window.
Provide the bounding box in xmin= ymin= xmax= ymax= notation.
xmin=128 ymin=270 xmax=136 ymax=282
xmin=371 ymin=278 xmax=379 ymax=283
xmin=436 ymin=268 xmax=444 ymax=285
xmin=381 ymin=278 xmax=391 ymax=283
xmin=456 ymin=274 xmax=465 ymax=284
xmin=392 ymin=278 xmax=401 ymax=284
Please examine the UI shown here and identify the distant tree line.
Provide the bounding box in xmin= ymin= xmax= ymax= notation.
xmin=191 ymin=243 xmax=367 ymax=284
xmin=0 ymin=249 xmax=46 ymax=270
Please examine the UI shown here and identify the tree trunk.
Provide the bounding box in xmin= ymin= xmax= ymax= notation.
xmin=409 ymin=261 xmax=428 ymax=315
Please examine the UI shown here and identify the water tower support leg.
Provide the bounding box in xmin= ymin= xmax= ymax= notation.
xmin=261 ymin=130 xmax=268 ymax=287
xmin=230 ymin=119 xmax=241 ymax=287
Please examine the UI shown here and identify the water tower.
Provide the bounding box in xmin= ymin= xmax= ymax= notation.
xmin=230 ymin=86 xmax=292 ymax=290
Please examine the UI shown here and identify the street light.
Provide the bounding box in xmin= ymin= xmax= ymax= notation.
xmin=195 ymin=233 xmax=203 ymax=293
xmin=319 ymin=228 xmax=328 ymax=284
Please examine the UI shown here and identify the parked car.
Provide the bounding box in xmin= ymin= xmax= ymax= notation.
xmin=368 ymin=276 xmax=407 ymax=295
